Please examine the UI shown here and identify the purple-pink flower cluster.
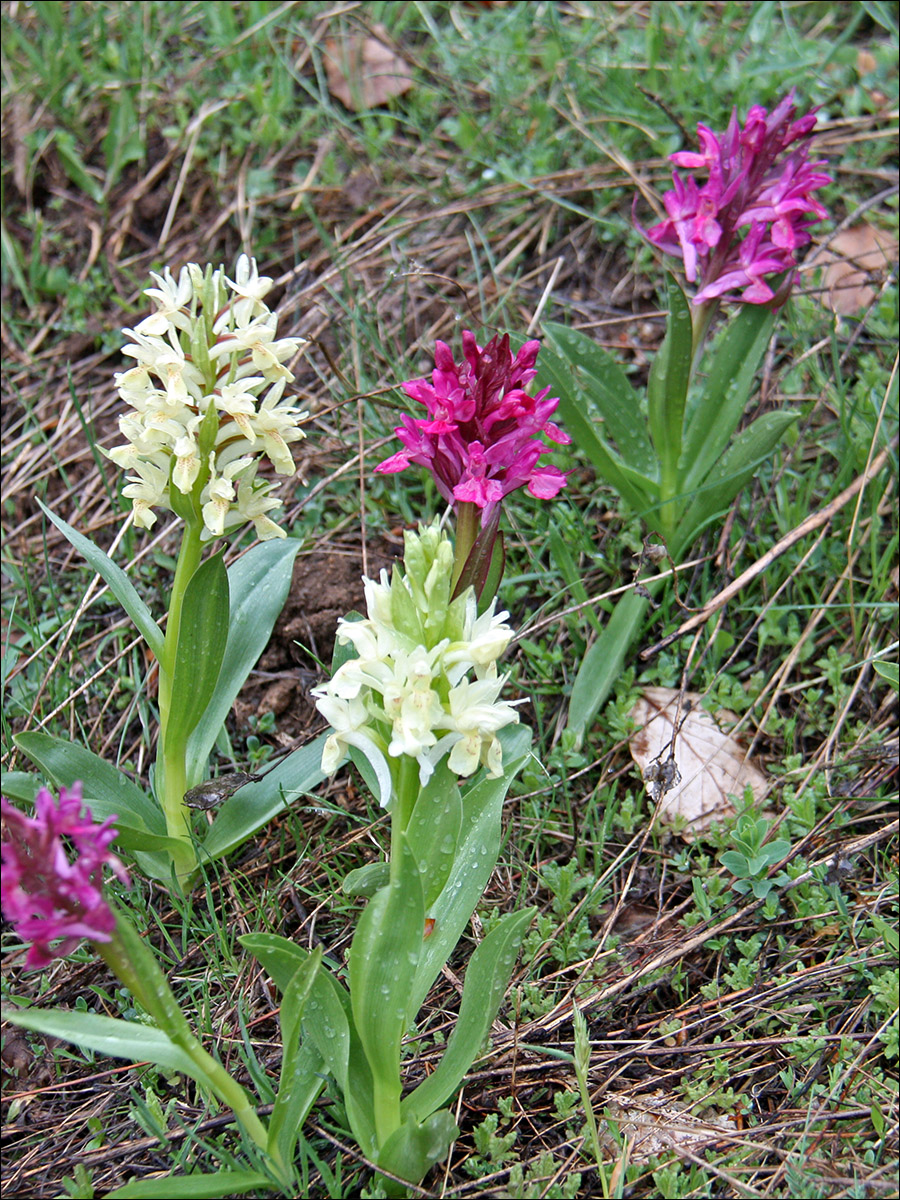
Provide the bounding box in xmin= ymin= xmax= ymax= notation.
xmin=641 ymin=90 xmax=830 ymax=305
xmin=375 ymin=331 xmax=569 ymax=524
xmin=1 ymin=784 xmax=129 ymax=969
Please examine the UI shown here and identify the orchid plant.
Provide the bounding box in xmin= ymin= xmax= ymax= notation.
xmin=4 ymin=257 xmax=325 ymax=884
xmin=243 ymin=335 xmax=571 ymax=1189
xmin=1 ymin=784 xmax=319 ymax=1198
xmin=536 ymin=90 xmax=831 ymax=744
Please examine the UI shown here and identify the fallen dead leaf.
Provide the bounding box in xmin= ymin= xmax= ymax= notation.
xmin=811 ymin=224 xmax=898 ymax=315
xmin=600 ymin=1091 xmax=737 ymax=1164
xmin=323 ymin=25 xmax=413 ymax=111
xmin=629 ymin=686 xmax=769 ymax=838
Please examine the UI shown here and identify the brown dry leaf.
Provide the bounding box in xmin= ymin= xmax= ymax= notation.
xmin=323 ymin=25 xmax=413 ymax=111
xmin=812 ymin=224 xmax=898 ymax=315
xmin=629 ymin=686 xmax=769 ymax=838
xmin=600 ymin=1091 xmax=737 ymax=1164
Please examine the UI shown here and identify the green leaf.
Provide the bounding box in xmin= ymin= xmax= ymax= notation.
xmin=536 ymin=344 xmax=656 ymax=511
xmin=185 ymin=539 xmax=303 ymax=786
xmin=543 ymin=321 xmax=656 ymax=475
xmin=36 ymin=500 xmax=164 ymax=660
xmin=268 ymin=950 xmax=323 ymax=1168
xmin=409 ymin=726 xmax=531 ymax=1019
xmin=405 ymin=762 xmax=463 ymax=908
xmin=349 ymin=836 xmax=425 ymax=1093
xmin=873 ymin=661 xmax=900 ymax=693
xmin=102 ymin=88 xmax=145 ymax=191
xmin=240 ymin=933 xmax=376 ymax=1157
xmin=106 ymin=1170 xmax=275 ymax=1198
xmin=377 ymin=1109 xmax=459 ymax=1188
xmin=646 ymin=277 xmax=693 ymax=471
xmin=401 ymin=908 xmax=534 ymax=1124
xmin=2 ymin=1006 xmax=209 ymax=1084
xmin=201 ymin=734 xmax=326 ymax=861
xmin=53 ymin=129 xmax=104 ymax=204
xmin=679 ymin=304 xmax=775 ymax=494
xmin=676 ymin=409 xmax=800 ymax=547
xmin=167 ymin=553 xmax=229 ymax=750
xmin=720 ymin=850 xmax=751 ymax=876
xmin=12 ymin=731 xmax=164 ymax=834
xmin=566 ymin=586 xmax=653 ymax=748
xmin=343 ymin=862 xmax=391 ymax=898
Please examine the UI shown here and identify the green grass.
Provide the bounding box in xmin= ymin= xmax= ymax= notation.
xmin=2 ymin=0 xmax=898 ymax=1196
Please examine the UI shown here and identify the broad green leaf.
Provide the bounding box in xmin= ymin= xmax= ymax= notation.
xmin=106 ymin=1169 xmax=274 ymax=1199
xmin=543 ymin=321 xmax=655 ymax=474
xmin=377 ymin=1109 xmax=459 ymax=1189
xmin=647 ymin=277 xmax=693 ymax=471
xmin=680 ymin=304 xmax=775 ymax=493
xmin=167 ymin=553 xmax=229 ymax=749
xmin=185 ymin=539 xmax=303 ymax=785
xmin=348 ymin=836 xmax=424 ymax=1095
xmin=536 ymin=345 xmax=656 ymax=512
xmin=401 ymin=907 xmax=534 ymax=1124
xmin=201 ymin=734 xmax=326 ymax=861
xmin=343 ymin=861 xmax=391 ymax=897
xmin=566 ymin=586 xmax=653 ymax=748
xmin=0 ymin=771 xmax=41 ymax=804
xmin=677 ymin=409 xmax=800 ymax=547
xmin=36 ymin=500 xmax=164 ymax=660
xmin=239 ymin=935 xmax=351 ymax=1091
xmin=268 ymin=950 xmax=323 ymax=1168
xmin=12 ymin=731 xmax=164 ymax=834
xmin=405 ymin=761 xmax=463 ymax=907
xmin=241 ymin=933 xmax=376 ymax=1157
xmin=408 ymin=726 xmax=532 ymax=1018
xmin=873 ymin=661 xmax=899 ymax=692
xmin=2 ymin=1006 xmax=207 ymax=1083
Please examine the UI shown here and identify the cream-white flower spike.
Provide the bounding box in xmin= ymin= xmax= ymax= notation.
xmin=106 ymin=255 xmax=309 ymax=540
xmin=312 ymin=522 xmax=520 ymax=806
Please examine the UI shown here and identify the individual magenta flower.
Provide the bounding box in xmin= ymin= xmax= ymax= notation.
xmin=639 ymin=90 xmax=830 ymax=305
xmin=1 ymin=784 xmax=130 ymax=969
xmin=105 ymin=255 xmax=308 ymax=540
xmin=375 ymin=331 xmax=570 ymax=526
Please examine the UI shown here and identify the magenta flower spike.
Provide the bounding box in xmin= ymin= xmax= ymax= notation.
xmin=375 ymin=331 xmax=570 ymax=526
xmin=1 ymin=784 xmax=129 ymax=969
xmin=639 ymin=90 xmax=830 ymax=305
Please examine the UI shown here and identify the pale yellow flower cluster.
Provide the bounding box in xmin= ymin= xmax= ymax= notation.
xmin=311 ymin=523 xmax=521 ymax=806
xmin=105 ymin=256 xmax=308 ymax=540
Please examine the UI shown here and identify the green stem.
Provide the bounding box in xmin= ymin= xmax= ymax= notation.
xmin=94 ymin=929 xmax=273 ymax=1164
xmin=389 ymin=755 xmax=420 ymax=879
xmin=156 ymin=520 xmax=204 ymax=876
xmin=373 ymin=1074 xmax=403 ymax=1150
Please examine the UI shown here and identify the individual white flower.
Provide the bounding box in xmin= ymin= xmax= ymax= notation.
xmin=440 ymin=676 xmax=521 ymax=778
xmin=121 ymin=458 xmax=170 ymax=529
xmin=444 ymin=594 xmax=514 ymax=683
xmin=311 ymin=691 xmax=393 ymax=806
xmin=201 ymin=456 xmax=254 ymax=537
xmin=235 ymin=469 xmax=288 ymax=540
xmin=137 ymin=266 xmax=195 ymax=336
xmin=225 ymin=254 xmax=274 ymax=324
